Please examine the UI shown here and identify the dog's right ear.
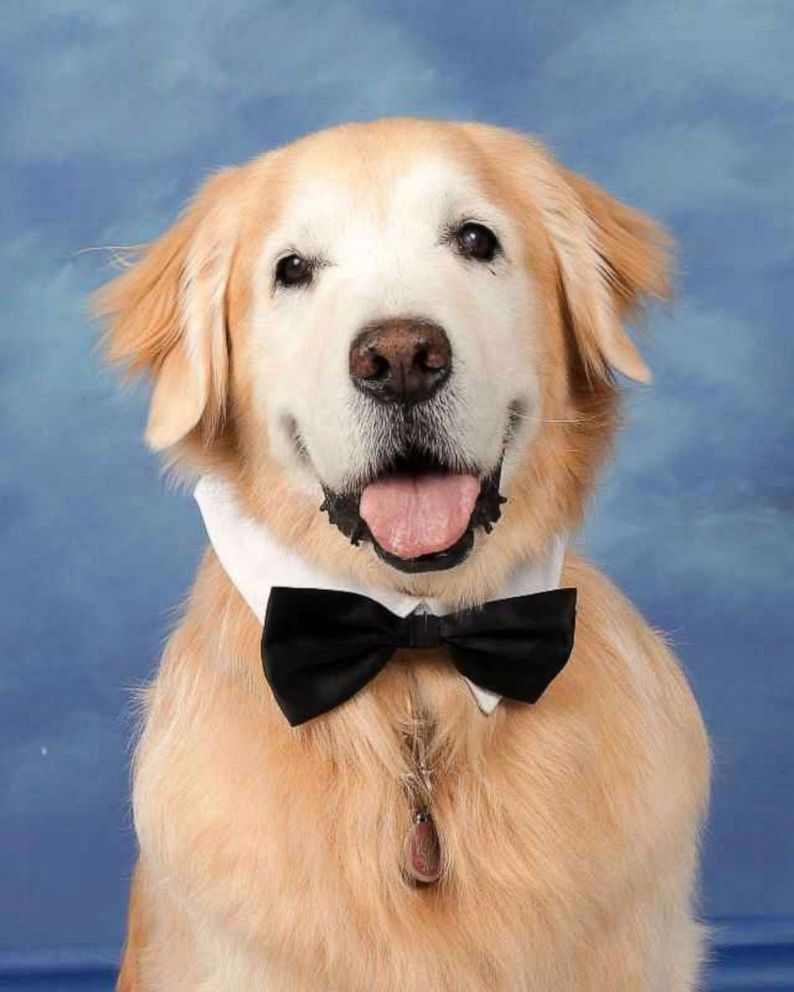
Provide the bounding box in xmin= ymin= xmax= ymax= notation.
xmin=92 ymin=167 xmax=241 ymax=450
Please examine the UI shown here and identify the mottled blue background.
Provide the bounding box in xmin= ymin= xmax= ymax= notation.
xmin=1 ymin=0 xmax=792 ymax=980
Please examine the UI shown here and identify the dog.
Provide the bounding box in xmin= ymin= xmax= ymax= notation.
xmin=94 ymin=117 xmax=710 ymax=991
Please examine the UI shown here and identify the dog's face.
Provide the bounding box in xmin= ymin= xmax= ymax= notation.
xmin=95 ymin=119 xmax=670 ymax=595
xmin=250 ymin=139 xmax=541 ymax=574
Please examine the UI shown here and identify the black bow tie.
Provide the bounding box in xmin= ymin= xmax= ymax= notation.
xmin=261 ymin=586 xmax=577 ymax=726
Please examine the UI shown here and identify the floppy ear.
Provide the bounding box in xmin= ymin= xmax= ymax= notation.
xmin=458 ymin=123 xmax=673 ymax=383
xmin=92 ymin=167 xmax=240 ymax=449
xmin=554 ymin=167 xmax=673 ymax=384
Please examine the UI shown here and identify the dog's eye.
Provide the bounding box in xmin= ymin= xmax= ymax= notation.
xmin=275 ymin=253 xmax=313 ymax=288
xmin=455 ymin=222 xmax=500 ymax=262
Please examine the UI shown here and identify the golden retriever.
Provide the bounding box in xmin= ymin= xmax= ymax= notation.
xmin=94 ymin=117 xmax=709 ymax=991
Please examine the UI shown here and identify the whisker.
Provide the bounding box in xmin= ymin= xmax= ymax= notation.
xmin=73 ymin=244 xmax=144 ymax=270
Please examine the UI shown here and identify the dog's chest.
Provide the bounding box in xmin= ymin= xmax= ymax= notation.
xmin=136 ymin=656 xmax=607 ymax=988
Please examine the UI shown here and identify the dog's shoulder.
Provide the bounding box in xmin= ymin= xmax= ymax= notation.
xmin=561 ymin=551 xmax=710 ymax=789
xmin=563 ymin=549 xmax=687 ymax=673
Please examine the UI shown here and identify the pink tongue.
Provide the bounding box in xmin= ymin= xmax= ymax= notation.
xmin=359 ymin=473 xmax=480 ymax=559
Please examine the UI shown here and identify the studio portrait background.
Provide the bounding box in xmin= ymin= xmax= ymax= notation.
xmin=1 ymin=2 xmax=792 ymax=988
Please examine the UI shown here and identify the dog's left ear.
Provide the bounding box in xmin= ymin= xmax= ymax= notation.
xmin=459 ymin=124 xmax=672 ymax=384
xmin=554 ymin=167 xmax=673 ymax=384
xmin=92 ymin=167 xmax=241 ymax=450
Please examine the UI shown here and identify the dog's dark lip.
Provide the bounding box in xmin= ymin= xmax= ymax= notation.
xmin=372 ymin=527 xmax=475 ymax=573
xmin=320 ymin=455 xmax=506 ymax=574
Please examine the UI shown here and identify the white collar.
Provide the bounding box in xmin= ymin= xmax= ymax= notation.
xmin=194 ymin=474 xmax=566 ymax=716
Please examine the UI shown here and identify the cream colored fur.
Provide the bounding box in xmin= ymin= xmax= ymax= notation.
xmin=97 ymin=118 xmax=709 ymax=992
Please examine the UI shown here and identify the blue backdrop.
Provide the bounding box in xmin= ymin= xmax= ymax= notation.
xmin=1 ymin=2 xmax=792 ymax=988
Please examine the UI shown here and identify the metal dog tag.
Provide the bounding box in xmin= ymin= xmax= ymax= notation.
xmin=404 ymin=810 xmax=442 ymax=884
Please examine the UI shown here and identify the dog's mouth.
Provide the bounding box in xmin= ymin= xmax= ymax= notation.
xmin=320 ymin=450 xmax=506 ymax=574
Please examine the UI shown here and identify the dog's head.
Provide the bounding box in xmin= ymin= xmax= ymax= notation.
xmin=94 ymin=119 xmax=671 ymax=599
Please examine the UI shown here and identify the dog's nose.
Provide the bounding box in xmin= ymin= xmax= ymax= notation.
xmin=349 ymin=319 xmax=452 ymax=404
